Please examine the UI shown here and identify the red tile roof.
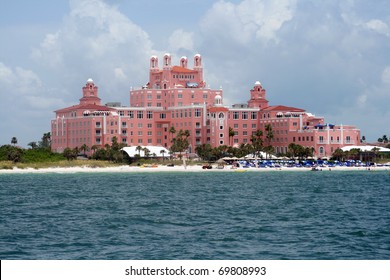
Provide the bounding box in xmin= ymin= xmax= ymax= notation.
xmin=171 ymin=66 xmax=197 ymax=73
xmin=262 ymin=105 xmax=305 ymax=112
xmin=55 ymin=104 xmax=113 ymax=113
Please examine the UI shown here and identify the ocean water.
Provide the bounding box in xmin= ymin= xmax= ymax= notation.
xmin=0 ymin=170 xmax=389 ymax=260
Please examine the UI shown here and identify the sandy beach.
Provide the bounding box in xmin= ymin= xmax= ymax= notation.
xmin=0 ymin=164 xmax=389 ymax=174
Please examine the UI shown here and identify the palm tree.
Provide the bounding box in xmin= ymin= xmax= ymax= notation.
xmin=332 ymin=148 xmax=344 ymax=161
xmin=265 ymin=124 xmax=274 ymax=159
xmin=41 ymin=132 xmax=51 ymax=148
xmin=250 ymin=129 xmax=263 ymax=159
xmin=228 ymin=127 xmax=235 ymax=146
xmin=169 ymin=126 xmax=176 ymax=143
xmin=160 ymin=149 xmax=166 ymax=161
xmin=371 ymin=147 xmax=380 ymax=163
xmin=28 ymin=142 xmax=38 ymax=149
xmin=143 ymin=147 xmax=151 ymax=158
xmin=171 ymin=129 xmax=190 ymax=159
xmin=11 ymin=137 xmax=17 ymax=146
xmin=136 ymin=145 xmax=142 ymax=157
xmin=91 ymin=145 xmax=99 ymax=155
xmin=80 ymin=144 xmax=89 ymax=156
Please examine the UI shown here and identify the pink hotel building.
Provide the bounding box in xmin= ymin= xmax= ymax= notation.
xmin=51 ymin=54 xmax=360 ymax=158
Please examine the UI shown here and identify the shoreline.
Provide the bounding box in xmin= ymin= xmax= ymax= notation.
xmin=0 ymin=164 xmax=389 ymax=174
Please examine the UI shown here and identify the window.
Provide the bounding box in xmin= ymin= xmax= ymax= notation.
xmin=252 ymin=124 xmax=257 ymax=129
xmin=128 ymin=111 xmax=134 ymax=118
xmin=242 ymin=112 xmax=248 ymax=119
xmin=147 ymin=111 xmax=153 ymax=119
xmin=243 ymin=124 xmax=247 ymax=128
xmin=160 ymin=113 xmax=166 ymax=119
xmin=234 ymin=124 xmax=238 ymax=128
xmin=233 ymin=112 xmax=239 ymax=119
xmin=220 ymin=133 xmax=224 ymax=138
xmin=195 ymin=109 xmax=201 ymax=117
xmin=319 ymin=136 xmax=324 ymax=143
xmin=147 ymin=123 xmax=152 ymax=128
xmin=137 ymin=111 xmax=144 ymax=119
xmin=122 ymin=122 xmax=126 ymax=127
xmin=319 ymin=147 xmax=324 ymax=154
xmin=251 ymin=112 xmax=257 ymax=119
xmin=178 ymin=94 xmax=183 ymax=98
xmin=138 ymin=123 xmax=143 ymax=128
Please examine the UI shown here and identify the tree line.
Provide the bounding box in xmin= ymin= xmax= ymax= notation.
xmin=4 ymin=129 xmax=389 ymax=164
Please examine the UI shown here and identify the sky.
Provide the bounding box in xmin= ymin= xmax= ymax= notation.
xmin=0 ymin=0 xmax=389 ymax=147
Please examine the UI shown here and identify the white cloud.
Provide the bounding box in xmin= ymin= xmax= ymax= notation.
xmin=200 ymin=0 xmax=297 ymax=45
xmin=0 ymin=63 xmax=42 ymax=95
xmin=31 ymin=32 xmax=63 ymax=67
xmin=381 ymin=66 xmax=390 ymax=84
xmin=31 ymin=0 xmax=154 ymax=105
xmin=366 ymin=19 xmax=389 ymax=36
xmin=168 ymin=29 xmax=194 ymax=52
xmin=114 ymin=67 xmax=127 ymax=81
xmin=0 ymin=62 xmax=14 ymax=82
xmin=2 ymin=0 xmax=390 ymax=146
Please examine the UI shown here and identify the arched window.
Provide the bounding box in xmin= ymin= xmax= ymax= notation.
xmin=218 ymin=112 xmax=225 ymax=119
xmin=319 ymin=147 xmax=324 ymax=154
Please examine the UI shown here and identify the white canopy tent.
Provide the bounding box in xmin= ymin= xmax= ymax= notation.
xmin=243 ymin=152 xmax=277 ymax=159
xmin=340 ymin=145 xmax=390 ymax=153
xmin=121 ymin=146 xmax=170 ymax=157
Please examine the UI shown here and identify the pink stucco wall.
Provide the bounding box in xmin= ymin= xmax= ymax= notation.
xmin=51 ymin=54 xmax=360 ymax=158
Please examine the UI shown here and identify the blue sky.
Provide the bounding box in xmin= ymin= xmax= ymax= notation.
xmin=1 ymin=0 xmax=389 ymax=147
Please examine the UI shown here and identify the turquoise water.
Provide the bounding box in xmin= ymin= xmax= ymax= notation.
xmin=0 ymin=171 xmax=389 ymax=259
